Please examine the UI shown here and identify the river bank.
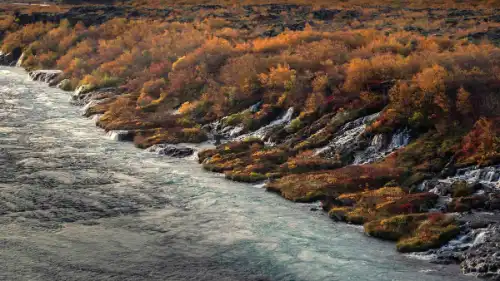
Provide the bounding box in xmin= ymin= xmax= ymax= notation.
xmin=1 ymin=3 xmax=499 ymax=279
xmin=0 ymin=65 xmax=480 ymax=281
xmin=10 ymin=65 xmax=498 ymax=280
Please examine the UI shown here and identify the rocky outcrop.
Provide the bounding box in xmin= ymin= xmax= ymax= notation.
xmin=0 ymin=48 xmax=22 ymax=66
xmin=461 ymin=225 xmax=500 ymax=280
xmin=105 ymin=130 xmax=135 ymax=142
xmin=69 ymin=85 xmax=124 ymax=117
xmin=29 ymin=70 xmax=63 ymax=85
xmin=147 ymin=144 xmax=195 ymax=158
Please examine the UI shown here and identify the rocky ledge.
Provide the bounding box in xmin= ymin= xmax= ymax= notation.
xmin=29 ymin=70 xmax=63 ymax=85
xmin=0 ymin=48 xmax=22 ymax=66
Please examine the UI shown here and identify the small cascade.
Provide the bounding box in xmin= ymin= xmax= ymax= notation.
xmin=473 ymin=229 xmax=488 ymax=245
xmin=15 ymin=53 xmax=25 ymax=67
xmin=92 ymin=114 xmax=102 ymax=124
xmin=388 ymin=128 xmax=411 ymax=150
xmin=228 ymin=126 xmax=245 ymax=138
xmin=203 ymin=103 xmax=265 ymax=141
xmin=105 ymin=130 xmax=134 ymax=142
xmin=448 ymin=165 xmax=500 ymax=188
xmin=81 ymin=100 xmax=99 ymax=116
xmin=236 ymin=107 xmax=294 ymax=142
xmin=315 ymin=112 xmax=380 ymax=158
xmin=353 ymin=128 xmax=411 ymax=165
xmin=29 ymin=70 xmax=63 ymax=84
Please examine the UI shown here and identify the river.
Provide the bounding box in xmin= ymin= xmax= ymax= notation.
xmin=0 ymin=66 xmax=476 ymax=281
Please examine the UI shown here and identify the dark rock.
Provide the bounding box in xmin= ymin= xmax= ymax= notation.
xmin=466 ymin=27 xmax=500 ymax=44
xmin=488 ymin=193 xmax=500 ymax=211
xmin=320 ymin=197 xmax=343 ymax=211
xmin=313 ymin=9 xmax=341 ymax=21
xmin=448 ymin=9 xmax=477 ymax=18
xmin=148 ymin=144 xmax=195 ymax=158
xmin=0 ymin=47 xmax=22 ymax=66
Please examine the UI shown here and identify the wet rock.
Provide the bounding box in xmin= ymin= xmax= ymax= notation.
xmin=106 ymin=130 xmax=135 ymax=142
xmin=29 ymin=70 xmax=63 ymax=84
xmin=72 ymin=87 xmax=123 ymax=117
xmin=429 ymin=227 xmax=476 ymax=265
xmin=148 ymin=144 xmax=194 ymax=158
xmin=0 ymin=48 xmax=22 ymax=66
xmin=487 ymin=193 xmax=500 ymax=211
xmin=451 ymin=165 xmax=500 ymax=188
xmin=461 ymin=225 xmax=500 ymax=280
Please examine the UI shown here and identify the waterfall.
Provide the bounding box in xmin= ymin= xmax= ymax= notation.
xmin=236 ymin=107 xmax=294 ymax=141
xmin=450 ymin=165 xmax=500 ymax=188
xmin=81 ymin=100 xmax=99 ymax=115
xmin=315 ymin=112 xmax=380 ymax=157
xmin=105 ymin=130 xmax=134 ymax=142
xmin=353 ymin=128 xmax=411 ymax=165
xmin=15 ymin=53 xmax=25 ymax=67
xmin=92 ymin=114 xmax=102 ymax=124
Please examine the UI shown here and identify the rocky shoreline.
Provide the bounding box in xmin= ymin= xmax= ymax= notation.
xmin=17 ymin=68 xmax=500 ymax=280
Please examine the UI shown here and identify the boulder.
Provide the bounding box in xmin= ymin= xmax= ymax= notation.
xmin=148 ymin=144 xmax=195 ymax=158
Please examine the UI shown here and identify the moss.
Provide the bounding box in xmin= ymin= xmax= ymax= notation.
xmin=328 ymin=207 xmax=351 ymax=221
xmin=328 ymin=188 xmax=437 ymax=225
xmin=365 ymin=213 xmax=460 ymax=252
xmin=364 ymin=213 xmax=429 ymax=241
xmin=133 ymin=128 xmax=208 ymax=148
xmin=266 ymin=165 xmax=402 ymax=202
xmin=451 ymin=180 xmax=474 ymax=198
xmin=279 ymin=158 xmax=342 ymax=174
xmin=225 ymin=171 xmax=267 ymax=183
xmin=396 ymin=224 xmax=460 ymax=252
xmin=447 ymin=195 xmax=488 ymax=212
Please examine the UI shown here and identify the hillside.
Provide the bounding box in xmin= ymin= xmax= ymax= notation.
xmin=1 ymin=2 xmax=499 ymax=278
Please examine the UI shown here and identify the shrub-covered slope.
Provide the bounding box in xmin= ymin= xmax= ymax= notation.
xmin=1 ymin=3 xmax=499 ymax=257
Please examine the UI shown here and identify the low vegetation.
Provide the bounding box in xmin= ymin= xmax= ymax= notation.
xmin=1 ymin=1 xmax=499 ymax=253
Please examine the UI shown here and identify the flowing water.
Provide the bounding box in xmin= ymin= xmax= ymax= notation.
xmin=0 ymin=66 xmax=476 ymax=281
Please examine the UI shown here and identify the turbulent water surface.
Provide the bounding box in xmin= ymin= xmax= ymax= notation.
xmin=0 ymin=67 xmax=476 ymax=281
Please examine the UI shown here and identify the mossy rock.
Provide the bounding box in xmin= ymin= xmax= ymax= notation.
xmin=396 ymin=223 xmax=460 ymax=253
xmin=225 ymin=171 xmax=267 ymax=183
xmin=451 ymin=180 xmax=475 ymax=198
xmin=364 ymin=213 xmax=429 ymax=241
